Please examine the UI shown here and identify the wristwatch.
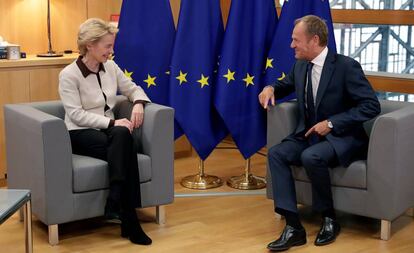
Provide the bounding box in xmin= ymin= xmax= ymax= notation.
xmin=327 ymin=120 xmax=334 ymax=129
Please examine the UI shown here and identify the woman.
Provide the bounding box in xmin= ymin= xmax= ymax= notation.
xmin=59 ymin=18 xmax=151 ymax=245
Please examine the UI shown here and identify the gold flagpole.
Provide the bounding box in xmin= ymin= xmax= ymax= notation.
xmin=181 ymin=157 xmax=223 ymax=189
xmin=227 ymin=158 xmax=266 ymax=190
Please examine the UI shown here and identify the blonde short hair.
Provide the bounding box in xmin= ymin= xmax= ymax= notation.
xmin=77 ymin=18 xmax=118 ymax=56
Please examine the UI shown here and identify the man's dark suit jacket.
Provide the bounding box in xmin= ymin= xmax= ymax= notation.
xmin=272 ymin=50 xmax=381 ymax=166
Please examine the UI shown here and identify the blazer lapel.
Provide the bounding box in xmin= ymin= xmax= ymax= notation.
xmin=315 ymin=50 xmax=336 ymax=110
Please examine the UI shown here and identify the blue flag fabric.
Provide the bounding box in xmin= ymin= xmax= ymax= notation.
xmin=214 ymin=0 xmax=278 ymax=159
xmin=169 ymin=0 xmax=228 ymax=160
xmin=264 ymin=0 xmax=337 ymax=88
xmin=113 ymin=0 xmax=183 ymax=138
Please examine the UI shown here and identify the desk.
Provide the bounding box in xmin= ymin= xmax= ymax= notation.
xmin=0 ymin=189 xmax=32 ymax=253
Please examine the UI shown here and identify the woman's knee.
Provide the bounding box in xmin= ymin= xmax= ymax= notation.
xmin=110 ymin=126 xmax=134 ymax=145
xmin=111 ymin=126 xmax=132 ymax=137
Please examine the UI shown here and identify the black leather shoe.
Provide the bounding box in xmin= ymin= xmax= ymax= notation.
xmin=267 ymin=225 xmax=306 ymax=251
xmin=314 ymin=217 xmax=340 ymax=246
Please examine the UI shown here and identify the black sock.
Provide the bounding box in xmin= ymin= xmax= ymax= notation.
xmin=282 ymin=210 xmax=303 ymax=230
xmin=321 ymin=208 xmax=336 ymax=220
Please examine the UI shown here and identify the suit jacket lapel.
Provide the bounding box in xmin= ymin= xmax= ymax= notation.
xmin=315 ymin=50 xmax=336 ymax=110
xmin=294 ymin=61 xmax=308 ymax=134
xmin=296 ymin=61 xmax=307 ymax=107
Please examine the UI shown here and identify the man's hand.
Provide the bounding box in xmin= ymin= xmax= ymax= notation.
xmin=258 ymin=86 xmax=276 ymax=109
xmin=114 ymin=118 xmax=133 ymax=133
xmin=131 ymin=103 xmax=144 ymax=128
xmin=305 ymin=120 xmax=332 ymax=138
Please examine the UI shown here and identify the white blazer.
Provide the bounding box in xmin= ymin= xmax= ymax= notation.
xmin=59 ymin=58 xmax=150 ymax=130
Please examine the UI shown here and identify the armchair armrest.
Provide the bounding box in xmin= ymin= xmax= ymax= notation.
xmin=4 ymin=104 xmax=74 ymax=224
xmin=140 ymin=103 xmax=174 ymax=206
xmin=267 ymin=100 xmax=298 ymax=147
xmin=112 ymin=97 xmax=174 ymax=207
xmin=367 ymin=104 xmax=414 ymax=219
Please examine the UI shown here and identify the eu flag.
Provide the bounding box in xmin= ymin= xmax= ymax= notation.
xmin=264 ymin=0 xmax=337 ymax=88
xmin=113 ymin=0 xmax=183 ymax=137
xmin=214 ymin=0 xmax=278 ymax=159
xmin=169 ymin=0 xmax=228 ymax=160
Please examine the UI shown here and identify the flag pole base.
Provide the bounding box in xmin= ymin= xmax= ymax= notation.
xmin=227 ymin=174 xmax=266 ymax=190
xmin=181 ymin=174 xmax=223 ymax=190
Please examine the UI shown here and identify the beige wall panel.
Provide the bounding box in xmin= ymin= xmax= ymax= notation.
xmin=0 ymin=0 xmax=122 ymax=55
xmin=0 ymin=0 xmax=47 ymax=54
xmin=29 ymin=67 xmax=62 ymax=102
xmin=87 ymin=0 xmax=122 ymax=20
xmin=170 ymin=0 xmax=180 ymax=27
xmin=51 ymin=0 xmax=87 ymax=53
xmin=0 ymin=70 xmax=31 ymax=179
xmin=110 ymin=0 xmax=123 ymax=15
xmin=220 ymin=0 xmax=231 ymax=25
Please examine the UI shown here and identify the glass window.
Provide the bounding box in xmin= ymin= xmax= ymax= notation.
xmin=277 ymin=0 xmax=414 ymax=10
xmin=377 ymin=91 xmax=414 ymax=102
xmin=334 ymin=24 xmax=414 ymax=74
xmin=330 ymin=0 xmax=414 ymax=10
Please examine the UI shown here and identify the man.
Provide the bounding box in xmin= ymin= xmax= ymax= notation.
xmin=258 ymin=15 xmax=380 ymax=251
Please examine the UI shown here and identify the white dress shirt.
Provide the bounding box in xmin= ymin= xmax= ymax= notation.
xmin=306 ymin=46 xmax=328 ymax=105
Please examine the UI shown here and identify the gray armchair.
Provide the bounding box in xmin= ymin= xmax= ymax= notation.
xmin=266 ymin=99 xmax=414 ymax=240
xmin=4 ymin=96 xmax=174 ymax=245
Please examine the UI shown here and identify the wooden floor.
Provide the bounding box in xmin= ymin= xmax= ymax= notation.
xmin=1 ymin=146 xmax=414 ymax=252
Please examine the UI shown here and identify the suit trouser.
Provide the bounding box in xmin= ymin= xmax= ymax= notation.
xmin=268 ymin=137 xmax=338 ymax=215
xmin=69 ymin=126 xmax=141 ymax=208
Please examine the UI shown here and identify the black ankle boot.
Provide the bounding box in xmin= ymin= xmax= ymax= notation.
xmin=121 ymin=209 xmax=152 ymax=245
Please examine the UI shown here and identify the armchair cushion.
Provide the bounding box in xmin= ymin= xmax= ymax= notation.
xmin=72 ymin=154 xmax=108 ymax=193
xmin=72 ymin=153 xmax=152 ymax=193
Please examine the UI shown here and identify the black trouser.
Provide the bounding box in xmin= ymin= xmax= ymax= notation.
xmin=69 ymin=126 xmax=141 ymax=208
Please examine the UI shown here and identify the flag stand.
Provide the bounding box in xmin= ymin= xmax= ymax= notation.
xmin=227 ymin=158 xmax=266 ymax=190
xmin=181 ymin=157 xmax=223 ymax=189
